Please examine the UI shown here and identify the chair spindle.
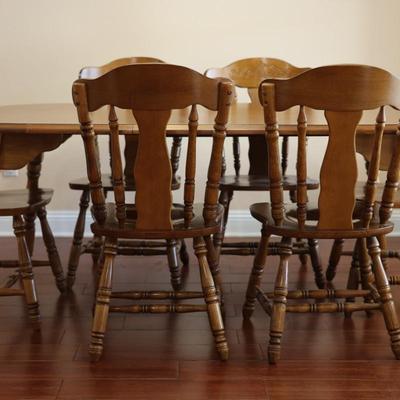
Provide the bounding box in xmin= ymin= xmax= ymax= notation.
xmin=296 ymin=106 xmax=307 ymax=228
xmin=108 ymin=106 xmax=126 ymax=223
xmin=262 ymin=82 xmax=284 ymax=226
xmin=362 ymin=106 xmax=386 ymax=228
xmin=184 ymin=105 xmax=198 ymax=227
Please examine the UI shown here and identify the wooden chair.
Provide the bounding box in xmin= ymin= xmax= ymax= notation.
xmin=0 ymin=133 xmax=68 ymax=327
xmin=242 ymin=65 xmax=400 ymax=364
xmin=67 ymin=57 xmax=188 ymax=290
xmin=326 ymin=134 xmax=400 ymax=286
xmin=72 ymin=63 xmax=234 ymax=361
xmin=205 ymin=58 xmax=323 ymax=287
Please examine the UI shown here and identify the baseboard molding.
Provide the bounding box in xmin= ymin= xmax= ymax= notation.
xmin=1 ymin=209 xmax=400 ymax=237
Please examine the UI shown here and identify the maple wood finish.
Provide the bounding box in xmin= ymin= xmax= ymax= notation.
xmin=205 ymin=58 xmax=321 ymax=282
xmin=67 ymin=57 xmax=188 ymax=290
xmin=243 ymin=65 xmax=400 ymax=364
xmin=72 ymin=63 xmax=234 ymax=361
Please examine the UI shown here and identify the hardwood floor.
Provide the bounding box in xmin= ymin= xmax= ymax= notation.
xmin=1 ymin=237 xmax=400 ymax=399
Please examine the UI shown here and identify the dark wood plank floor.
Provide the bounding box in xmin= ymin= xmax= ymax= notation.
xmin=1 ymin=236 xmax=400 ymax=399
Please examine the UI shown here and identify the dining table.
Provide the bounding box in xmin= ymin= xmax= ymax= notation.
xmin=0 ymin=102 xmax=398 ymax=178
xmin=0 ymin=102 xmax=399 ymax=136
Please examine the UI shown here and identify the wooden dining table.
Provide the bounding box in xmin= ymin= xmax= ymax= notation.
xmin=0 ymin=101 xmax=398 ymax=173
xmin=0 ymin=102 xmax=399 ymax=136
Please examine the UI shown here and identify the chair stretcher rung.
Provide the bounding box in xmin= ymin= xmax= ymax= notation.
xmin=264 ymin=289 xmax=371 ymax=300
xmin=0 ymin=260 xmax=50 ymax=268
xmin=110 ymin=304 xmax=207 ymax=313
xmin=221 ymin=243 xmax=309 ymax=256
xmin=111 ymin=290 xmax=204 ymax=300
xmin=286 ymin=302 xmax=380 ymax=313
xmin=389 ymin=276 xmax=400 ymax=285
xmin=0 ymin=288 xmax=25 ymax=296
xmin=337 ymin=250 xmax=400 ymax=259
xmin=117 ymin=240 xmax=166 ymax=248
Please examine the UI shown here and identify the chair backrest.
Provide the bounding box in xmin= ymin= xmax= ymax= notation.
xmin=79 ymin=57 xmax=167 ymax=185
xmin=205 ymin=58 xmax=309 ymax=176
xmin=205 ymin=57 xmax=309 ymax=102
xmin=79 ymin=56 xmax=165 ymax=79
xmin=72 ymin=64 xmax=234 ymax=231
xmin=260 ymin=65 xmax=400 ymax=231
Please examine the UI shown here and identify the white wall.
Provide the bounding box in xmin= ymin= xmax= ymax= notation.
xmin=0 ymin=0 xmax=399 ymax=216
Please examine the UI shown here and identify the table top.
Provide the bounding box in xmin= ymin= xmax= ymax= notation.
xmin=0 ymin=103 xmax=398 ymax=136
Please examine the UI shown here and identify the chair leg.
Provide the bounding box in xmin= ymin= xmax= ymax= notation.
xmin=307 ymin=238 xmax=325 ymax=289
xmin=166 ymin=239 xmax=181 ymax=291
xmin=358 ymin=237 xmax=375 ymax=313
xmin=37 ymin=207 xmax=66 ymax=293
xmin=345 ymin=239 xmax=361 ymax=318
xmin=243 ymin=229 xmax=270 ymax=319
xmin=377 ymin=234 xmax=389 ymax=272
xmin=24 ymin=211 xmax=36 ymax=256
xmin=179 ymin=239 xmax=189 ymax=266
xmin=213 ymin=189 xmax=233 ymax=263
xmin=268 ymin=237 xmax=292 ymax=364
xmin=13 ymin=215 xmax=40 ymax=329
xmin=204 ymin=235 xmax=224 ymax=303
xmin=89 ymin=238 xmax=117 ymax=362
xmin=194 ymin=236 xmax=228 ymax=361
xmin=91 ymin=235 xmax=103 ymax=268
xmin=296 ymin=238 xmax=308 ymax=265
xmin=67 ymin=189 xmax=89 ymax=289
xmin=326 ymin=238 xmax=344 ymax=282
xmin=367 ymin=236 xmax=400 ymax=359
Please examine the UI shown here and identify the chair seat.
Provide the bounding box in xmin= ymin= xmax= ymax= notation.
xmin=250 ymin=202 xmax=393 ymax=239
xmin=219 ymin=174 xmax=319 ymax=191
xmin=69 ymin=174 xmax=181 ymax=191
xmin=0 ymin=189 xmax=53 ymax=216
xmin=91 ymin=203 xmax=224 ymax=239
xmin=355 ymin=181 xmax=400 ymax=208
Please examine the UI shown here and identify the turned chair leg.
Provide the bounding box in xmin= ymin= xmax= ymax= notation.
xmin=194 ymin=236 xmax=228 ymax=361
xmin=24 ymin=211 xmax=36 ymax=256
xmin=37 ymin=207 xmax=66 ymax=293
xmin=89 ymin=238 xmax=117 ymax=362
xmin=377 ymin=234 xmax=389 ymax=272
xmin=326 ymin=238 xmax=344 ymax=282
xmin=166 ymin=239 xmax=181 ymax=291
xmin=91 ymin=234 xmax=103 ymax=269
xmin=13 ymin=215 xmax=40 ymax=329
xmin=367 ymin=236 xmax=400 ymax=359
xmin=268 ymin=237 xmax=292 ymax=364
xmin=358 ymin=237 xmax=375 ymax=314
xmin=243 ymin=229 xmax=270 ymax=319
xmin=213 ymin=189 xmax=233 ymax=263
xmin=295 ymin=238 xmax=308 ymax=265
xmin=179 ymin=239 xmax=189 ymax=266
xmin=204 ymin=235 xmax=224 ymax=304
xmin=307 ymin=238 xmax=325 ymax=289
xmin=67 ymin=189 xmax=89 ymax=289
xmin=345 ymin=239 xmax=361 ymax=318
xmin=288 ymin=190 xmax=307 ymax=266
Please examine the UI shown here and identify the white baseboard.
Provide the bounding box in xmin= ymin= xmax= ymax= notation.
xmin=1 ymin=209 xmax=400 ymax=237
